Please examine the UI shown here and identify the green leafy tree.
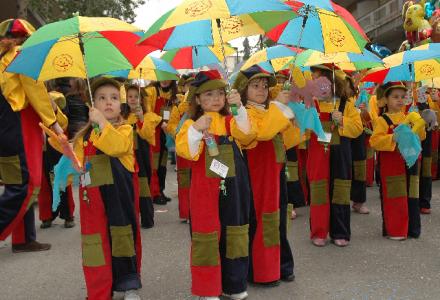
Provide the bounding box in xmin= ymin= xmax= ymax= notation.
xmin=28 ymin=0 xmax=145 ymax=23
xmin=242 ymin=37 xmax=251 ymax=60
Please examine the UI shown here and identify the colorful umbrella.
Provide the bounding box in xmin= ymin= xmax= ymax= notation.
xmin=6 ymin=16 xmax=157 ymax=82
xmin=161 ymin=44 xmax=236 ymax=69
xmin=138 ymin=11 xmax=295 ymax=50
xmin=240 ymin=45 xmax=302 ymax=72
xmin=422 ymin=77 xmax=440 ymax=88
xmin=105 ymin=56 xmax=179 ymax=81
xmin=362 ymin=44 xmax=440 ymax=83
xmin=289 ymin=48 xmax=383 ymax=71
xmin=266 ymin=0 xmax=369 ymax=53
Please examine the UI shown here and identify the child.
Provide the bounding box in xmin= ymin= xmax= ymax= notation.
xmin=176 ymin=70 xmax=254 ymax=300
xmin=370 ymin=82 xmax=426 ymax=240
xmin=71 ymin=78 xmax=142 ymax=299
xmin=145 ymin=80 xmax=178 ymax=205
xmin=0 ymin=19 xmax=64 ymax=252
xmin=232 ymin=65 xmax=295 ymax=285
xmin=307 ymin=67 xmax=363 ymax=247
xmin=125 ymin=84 xmax=161 ymax=229
xmin=38 ymin=86 xmax=75 ymax=229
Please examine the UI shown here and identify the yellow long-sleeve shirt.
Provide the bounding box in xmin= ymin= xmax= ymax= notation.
xmin=317 ymin=100 xmax=363 ymax=139
xmin=144 ymin=85 xmax=173 ymax=113
xmin=126 ymin=112 xmax=162 ymax=146
xmin=73 ymin=124 xmax=135 ymax=172
xmin=370 ymin=112 xmax=426 ymax=152
xmin=176 ymin=112 xmax=256 ymax=161
xmin=244 ymin=102 xmax=293 ymax=150
xmin=0 ymin=46 xmax=57 ymax=127
xmin=282 ymin=122 xmax=303 ymax=150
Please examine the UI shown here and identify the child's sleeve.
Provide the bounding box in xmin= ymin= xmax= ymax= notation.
xmin=137 ymin=112 xmax=162 ymax=145
xmin=92 ymin=124 xmax=133 ymax=157
xmin=369 ymin=117 xmax=396 ymax=151
xmin=339 ymin=101 xmax=363 ymax=138
xmin=164 ymin=106 xmax=180 ymax=137
xmin=256 ymin=102 xmax=293 ymax=141
xmin=175 ymin=120 xmax=204 ymax=161
xmin=230 ymin=106 xmax=257 ymax=147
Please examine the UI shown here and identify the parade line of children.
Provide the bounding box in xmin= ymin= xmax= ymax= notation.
xmin=1 ymin=19 xmax=439 ymax=300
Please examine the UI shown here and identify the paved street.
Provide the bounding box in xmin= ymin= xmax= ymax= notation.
xmin=1 ymin=166 xmax=440 ymax=300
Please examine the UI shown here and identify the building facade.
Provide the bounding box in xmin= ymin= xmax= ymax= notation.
xmin=335 ymin=0 xmax=407 ymax=51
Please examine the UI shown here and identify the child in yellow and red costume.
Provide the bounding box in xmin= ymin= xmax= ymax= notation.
xmin=370 ymin=82 xmax=426 ymax=240
xmin=176 ymin=70 xmax=254 ymax=300
xmin=307 ymin=67 xmax=363 ymax=248
xmin=144 ymin=80 xmax=178 ymax=205
xmin=0 ymin=19 xmax=65 ymax=253
xmin=125 ymin=84 xmax=162 ymax=229
xmin=232 ymin=65 xmax=295 ymax=285
xmin=62 ymin=78 xmax=142 ymax=300
xmin=428 ymin=88 xmax=440 ymax=180
xmin=165 ymin=74 xmax=194 ymax=221
xmin=38 ymin=88 xmax=76 ymax=229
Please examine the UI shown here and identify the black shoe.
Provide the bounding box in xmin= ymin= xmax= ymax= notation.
xmin=64 ymin=220 xmax=75 ymax=228
xmin=161 ymin=194 xmax=172 ymax=202
xmin=250 ymin=280 xmax=280 ymax=287
xmin=12 ymin=241 xmax=51 ymax=253
xmin=40 ymin=220 xmax=52 ymax=229
xmin=153 ymin=196 xmax=167 ymax=205
xmin=281 ymin=274 xmax=295 ymax=282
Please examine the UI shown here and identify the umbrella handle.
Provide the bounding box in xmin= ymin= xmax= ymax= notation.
xmin=79 ymin=33 xmax=99 ymax=134
xmin=287 ymin=5 xmax=310 ymax=88
xmin=216 ymin=19 xmax=239 ymax=116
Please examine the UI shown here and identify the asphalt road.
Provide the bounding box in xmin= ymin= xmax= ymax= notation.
xmin=1 ymin=166 xmax=440 ymax=300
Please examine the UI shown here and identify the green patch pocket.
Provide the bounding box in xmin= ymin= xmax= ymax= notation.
xmin=226 ymin=224 xmax=249 ymax=259
xmin=286 ymin=161 xmax=299 ymax=182
xmin=385 ymin=175 xmax=407 ymax=199
xmin=422 ymin=157 xmax=432 ymax=177
xmin=273 ymin=134 xmax=286 ymax=164
xmin=82 ymin=234 xmax=106 ymax=267
xmin=89 ymin=154 xmax=114 ymax=187
xmin=322 ymin=121 xmax=340 ymax=145
xmin=192 ymin=231 xmax=219 ymax=267
xmin=177 ymin=168 xmax=191 ymax=188
xmin=110 ymin=225 xmax=135 ymax=258
xmin=353 ymin=160 xmax=366 ymax=181
xmin=205 ymin=144 xmax=236 ymax=178
xmin=310 ymin=180 xmax=328 ymax=205
xmin=138 ymin=176 xmax=151 ymax=197
xmin=366 ymin=147 xmax=375 ymax=159
xmin=332 ymin=179 xmax=351 ymax=205
xmin=262 ymin=211 xmax=280 ymax=248
xmin=409 ymin=175 xmax=419 ymax=199
xmin=0 ymin=155 xmax=22 ymax=184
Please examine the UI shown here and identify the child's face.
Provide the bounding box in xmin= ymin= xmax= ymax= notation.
xmin=94 ymin=85 xmax=121 ymax=120
xmin=196 ymin=88 xmax=226 ymax=113
xmin=160 ymin=80 xmax=172 ymax=88
xmin=431 ymin=88 xmax=440 ymax=101
xmin=127 ymin=88 xmax=140 ymax=109
xmin=183 ymin=83 xmax=192 ymax=93
xmin=247 ymin=78 xmax=269 ymax=104
xmin=277 ymin=77 xmax=287 ymax=85
xmin=386 ymin=88 xmax=407 ymax=113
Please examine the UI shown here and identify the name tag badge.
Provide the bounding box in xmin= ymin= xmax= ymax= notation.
xmin=318 ymin=132 xmax=332 ymax=144
xmin=209 ymin=159 xmax=229 ymax=179
xmin=163 ymin=110 xmax=170 ymax=121
xmin=81 ymin=172 xmax=91 ymax=187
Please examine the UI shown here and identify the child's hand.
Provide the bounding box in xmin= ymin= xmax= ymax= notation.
xmin=161 ymin=121 xmax=168 ymax=130
xmin=193 ymin=115 xmax=212 ymax=132
xmin=276 ymin=90 xmax=291 ymax=105
xmin=89 ymin=107 xmax=108 ymax=129
xmin=331 ymin=111 xmax=343 ymax=124
xmin=227 ymin=89 xmax=242 ymax=108
xmin=134 ymin=106 xmax=144 ymax=122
